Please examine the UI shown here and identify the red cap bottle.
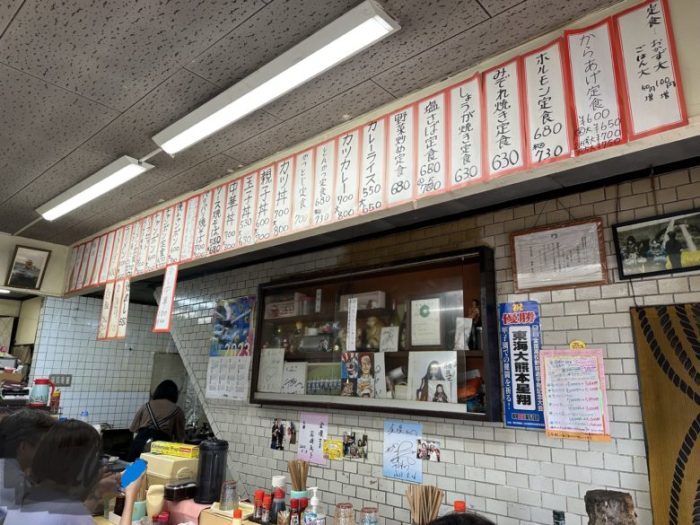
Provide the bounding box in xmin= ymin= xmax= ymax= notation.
xmin=454 ymin=500 xmax=466 ymax=512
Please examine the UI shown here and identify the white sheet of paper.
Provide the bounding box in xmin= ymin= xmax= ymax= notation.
xmin=107 ymin=279 xmax=124 ymax=339
xmin=379 ymin=326 xmax=399 ymax=352
xmin=281 ymin=362 xmax=307 ymax=394
xmin=156 ymin=207 xmax=173 ymax=270
xmin=416 ymin=93 xmax=446 ymax=196
xmin=90 ymin=235 xmax=107 ymax=286
xmin=116 ymin=223 xmax=132 ymax=279
xmin=374 ymin=352 xmax=388 ymax=399
xmin=180 ymin=196 xmax=199 ymax=261
xmin=146 ymin=212 xmax=162 ymax=272
xmin=208 ymin=184 xmax=226 ymax=254
xmin=67 ymin=246 xmax=80 ymax=291
xmin=360 ymin=118 xmax=386 ymax=215
xmin=255 ymin=166 xmax=275 ymax=242
xmin=193 ymin=190 xmax=211 ymax=257
xmin=168 ymin=201 xmax=185 ymax=264
xmin=223 ymin=179 xmax=241 ymax=250
xmin=238 ymin=172 xmax=258 ymax=246
xmin=257 ymin=347 xmax=285 ymax=393
xmin=293 ymin=150 xmax=313 ymax=230
xmin=454 ymin=317 xmax=473 ymax=351
xmin=126 ymin=219 xmax=142 ymax=277
xmin=97 ymin=281 xmax=115 ymax=340
xmin=449 ymin=76 xmax=482 ymax=187
xmin=99 ymin=231 xmax=115 ymax=284
xmin=313 ymin=141 xmax=335 ymax=226
xmin=153 ymin=264 xmax=178 ymax=332
xmin=273 ymin=158 xmax=294 ymax=237
xmin=108 ymin=228 xmax=124 ymax=280
xmin=135 ymin=216 xmax=151 ymax=275
xmin=345 ymin=297 xmax=358 ymax=352
xmin=386 ymin=107 xmax=415 ymax=205
xmin=410 ymin=298 xmax=442 ymax=346
xmin=116 ymin=279 xmax=130 ymax=339
xmin=206 ymin=356 xmax=251 ymax=400
xmin=83 ymin=239 xmax=99 ymax=288
xmin=74 ymin=243 xmax=90 ymax=290
xmin=335 ymin=129 xmax=360 ymax=221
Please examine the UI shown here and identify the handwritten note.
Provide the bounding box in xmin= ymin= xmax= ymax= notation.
xmin=83 ymin=239 xmax=99 ymax=288
xmin=256 ymin=166 xmax=275 ymax=242
xmin=615 ymin=0 xmax=686 ymax=139
xmin=180 ymin=196 xmax=199 ymax=261
xmin=135 ymin=216 xmax=151 ymax=275
xmin=107 ymin=279 xmax=124 ymax=339
xmin=223 ymin=179 xmax=241 ymax=250
xmin=298 ymin=412 xmax=328 ymax=465
xmin=566 ymin=20 xmax=625 ymax=153
xmin=523 ymin=40 xmax=572 ymax=165
xmin=345 ymin=297 xmax=358 ymax=352
xmin=374 ymin=352 xmax=388 ymax=398
xmin=156 ymin=207 xmax=173 ymax=270
xmin=108 ymin=227 xmax=123 ymax=280
xmin=360 ymin=119 xmax=386 ymax=215
xmin=116 ymin=224 xmax=132 ymax=279
xmin=484 ymin=59 xmax=526 ymax=176
xmin=208 ymin=184 xmax=226 ymax=254
xmin=313 ymin=141 xmax=335 ymax=226
xmin=168 ymin=202 xmax=185 ymax=264
xmin=380 ymin=326 xmax=399 ymax=352
xmin=383 ymin=420 xmax=422 ymax=483
xmin=97 ymin=281 xmax=115 ymax=340
xmin=193 ymin=190 xmax=211 ymax=258
xmin=153 ymin=264 xmax=178 ymax=332
xmin=273 ymin=158 xmax=293 ymax=237
xmin=257 ymin=347 xmax=285 ymax=393
xmin=99 ymin=231 xmax=115 ymax=283
xmin=239 ymin=172 xmax=257 ymax=246
xmin=116 ymin=278 xmax=130 ymax=339
xmin=387 ymin=107 xmax=414 ymax=205
xmin=335 ymin=130 xmax=360 ymax=221
xmin=206 ymin=356 xmax=250 ymax=400
xmin=293 ymin=150 xmax=313 ymax=230
xmin=541 ymin=348 xmax=610 ymax=441
xmin=417 ymin=94 xmax=446 ymax=196
xmin=126 ymin=219 xmax=142 ymax=276
xmin=90 ymin=235 xmax=107 ymax=285
xmin=281 ymin=362 xmax=307 ymax=394
xmin=449 ymin=77 xmax=482 ymax=187
xmin=146 ymin=212 xmax=162 ymax=272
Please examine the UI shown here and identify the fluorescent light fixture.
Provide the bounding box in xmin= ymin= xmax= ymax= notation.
xmin=36 ymin=156 xmax=154 ymax=221
xmin=153 ymin=0 xmax=399 ymax=154
xmin=0 ymin=289 xmax=10 ymax=294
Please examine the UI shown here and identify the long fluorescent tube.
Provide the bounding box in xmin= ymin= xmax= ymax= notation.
xmin=36 ymin=156 xmax=154 ymax=221
xmin=153 ymin=0 xmax=399 ymax=154
xmin=0 ymin=289 xmax=10 ymax=294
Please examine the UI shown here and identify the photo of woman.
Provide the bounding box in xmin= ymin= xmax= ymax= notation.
xmin=415 ymin=361 xmax=444 ymax=401
xmin=357 ymin=353 xmax=374 ymax=398
xmin=408 ymin=351 xmax=457 ymax=403
xmin=431 ymin=383 xmax=449 ymax=402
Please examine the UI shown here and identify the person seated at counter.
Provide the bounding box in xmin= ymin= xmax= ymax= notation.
xmin=127 ymin=379 xmax=185 ymax=460
xmin=430 ymin=512 xmax=495 ymax=525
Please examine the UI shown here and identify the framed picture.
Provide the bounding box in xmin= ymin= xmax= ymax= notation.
xmin=5 ymin=245 xmax=51 ymax=290
xmin=612 ymin=208 xmax=700 ymax=279
xmin=408 ymin=295 xmax=443 ymax=348
xmin=511 ymin=218 xmax=608 ymax=292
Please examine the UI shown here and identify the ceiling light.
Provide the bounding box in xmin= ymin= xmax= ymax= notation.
xmin=152 ymin=0 xmax=399 ymax=154
xmin=36 ymin=156 xmax=154 ymax=221
xmin=0 ymin=289 xmax=10 ymax=295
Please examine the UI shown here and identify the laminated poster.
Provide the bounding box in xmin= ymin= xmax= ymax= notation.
xmin=540 ymin=348 xmax=611 ymax=441
xmin=359 ymin=118 xmax=386 ymax=215
xmin=383 ymin=420 xmax=422 ymax=483
xmin=153 ymin=264 xmax=178 ymax=332
xmin=297 ymin=412 xmax=328 ymax=465
xmin=313 ymin=141 xmax=335 ymax=226
xmin=386 ymin=107 xmax=415 ymax=206
xmin=614 ymin=0 xmax=687 ymax=139
xmin=255 ymin=166 xmax=275 ymax=243
xmin=416 ymin=93 xmax=446 ymax=197
xmin=223 ymin=179 xmax=241 ymax=250
xmin=335 ymin=129 xmax=360 ymax=222
xmin=292 ymin=150 xmax=313 ymax=230
xmin=448 ymin=76 xmax=482 ymax=187
xmin=499 ymin=301 xmax=544 ymax=429
xmin=205 ymin=355 xmax=250 ymax=400
xmin=273 ymin=157 xmax=293 ymax=238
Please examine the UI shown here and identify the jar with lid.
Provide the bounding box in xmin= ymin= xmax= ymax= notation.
xmin=360 ymin=506 xmax=378 ymax=525
xmin=334 ymin=502 xmax=355 ymax=525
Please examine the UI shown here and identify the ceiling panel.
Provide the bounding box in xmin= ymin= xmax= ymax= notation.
xmin=0 ymin=0 xmax=22 ymax=35
xmin=0 ymin=0 xmax=266 ymax=111
xmin=226 ymin=80 xmax=396 ymax=164
xmin=477 ymin=0 xmax=523 ymax=16
xmin=372 ymin=0 xmax=621 ymax=97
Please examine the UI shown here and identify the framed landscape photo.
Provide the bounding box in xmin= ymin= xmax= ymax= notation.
xmin=612 ymin=208 xmax=700 ymax=279
xmin=5 ymin=245 xmax=51 ymax=290
xmin=511 ymin=218 xmax=608 ymax=292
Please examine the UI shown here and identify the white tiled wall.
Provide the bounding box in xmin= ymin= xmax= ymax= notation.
xmin=162 ymin=168 xmax=700 ymax=523
xmin=32 ymin=296 xmax=174 ymax=427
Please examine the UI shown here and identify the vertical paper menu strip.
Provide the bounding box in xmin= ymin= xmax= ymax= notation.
xmin=360 ymin=118 xmax=386 ymax=215
xmin=66 ymin=246 xmax=79 ymax=291
xmin=75 ymin=242 xmax=91 ymax=290
xmin=116 ymin=224 xmax=132 ymax=278
xmin=115 ymin=279 xmax=130 ymax=340
xmin=565 ymin=19 xmax=626 ymax=153
xmin=523 ymin=40 xmax=573 ymax=166
xmin=180 ymin=196 xmax=199 ymax=261
xmin=416 ymin=93 xmax=447 ymax=197
xmin=126 ymin=219 xmax=142 ymax=276
xmin=335 ymin=129 xmax=360 ymax=221
xmin=82 ymin=239 xmax=99 ymax=289
xmin=255 ymin=166 xmax=275 ymax=242
xmin=91 ymin=235 xmax=107 ymax=286
xmin=146 ymin=212 xmax=163 ymax=272
xmin=157 ymin=207 xmax=173 ymax=269
xmin=168 ymin=201 xmax=186 ymax=264
xmin=238 ymin=172 xmax=258 ymax=246
xmin=448 ymin=76 xmax=483 ymax=188
xmin=106 ymin=278 xmax=124 ymax=339
xmin=313 ymin=141 xmax=335 ymax=226
xmin=99 ymin=231 xmax=116 ymax=284
xmin=386 ymin=106 xmax=415 ymax=206
xmin=292 ymin=150 xmax=314 ymax=230
xmin=273 ymin=157 xmax=294 ymax=237
xmin=223 ymin=179 xmax=241 ymax=250
xmin=153 ymin=264 xmax=179 ymax=332
xmin=208 ymin=185 xmax=226 ymax=255
xmin=614 ymin=0 xmax=686 ymax=139
xmin=483 ymin=59 xmax=527 ymax=177
xmin=97 ymin=281 xmax=115 ymax=340
xmin=193 ymin=190 xmax=211 ymax=257
xmin=135 ymin=215 xmax=152 ymax=275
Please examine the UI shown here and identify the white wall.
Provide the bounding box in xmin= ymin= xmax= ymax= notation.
xmin=15 ymin=297 xmax=42 ymax=345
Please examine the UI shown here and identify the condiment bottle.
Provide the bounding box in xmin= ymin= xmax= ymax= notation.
xmin=453 ymin=500 xmax=466 ymax=513
xmin=271 ymin=487 xmax=286 ymax=524
xmin=254 ymin=489 xmax=265 ymax=521
xmin=290 ymin=498 xmax=300 ymax=525
xmin=262 ymin=494 xmax=273 ymax=525
xmin=233 ymin=508 xmax=243 ymax=525
xmin=300 ymin=497 xmax=309 ymax=522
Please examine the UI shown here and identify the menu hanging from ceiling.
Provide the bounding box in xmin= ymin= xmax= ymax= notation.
xmin=153 ymin=264 xmax=178 ymax=333
xmin=448 ymin=76 xmax=482 ymax=188
xmin=223 ymin=179 xmax=241 ymax=250
xmin=181 ymin=196 xmax=199 ymax=262
xmin=293 ymin=149 xmax=313 ymax=230
xmin=335 ymin=129 xmax=360 ymax=221
xmin=360 ymin=118 xmax=386 ymax=215
xmin=313 ymin=141 xmax=335 ymax=226
xmin=193 ymin=190 xmax=211 ymax=258
xmin=116 ymin=278 xmax=130 ymax=339
xmin=565 ymin=19 xmax=626 ymax=153
xmin=255 ymin=166 xmax=275 ymax=242
xmin=386 ymin=106 xmax=414 ymax=206
xmin=614 ymin=0 xmax=686 ymax=140
xmin=208 ymin=184 xmax=226 ymax=254
xmin=483 ymin=59 xmax=527 ymax=177
xmin=239 ymin=172 xmax=258 ymax=246
xmin=523 ymin=40 xmax=573 ymax=166
xmin=416 ymin=93 xmax=446 ymax=197
xmin=106 ymin=278 xmax=125 ymax=340
xmin=97 ymin=280 xmax=115 ymax=340
xmin=273 ymin=157 xmax=293 ymax=237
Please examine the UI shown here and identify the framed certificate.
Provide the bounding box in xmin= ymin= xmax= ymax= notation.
xmin=409 ymin=295 xmax=443 ymax=348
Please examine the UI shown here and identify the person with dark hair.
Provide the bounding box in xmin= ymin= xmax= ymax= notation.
xmin=127 ymin=380 xmax=185 ymax=460
xmin=429 ymin=511 xmax=496 ymax=525
xmin=416 ymin=361 xmax=444 ymax=401
xmin=664 ymin=230 xmax=683 ymax=269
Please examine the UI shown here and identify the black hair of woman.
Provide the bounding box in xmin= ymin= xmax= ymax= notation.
xmin=0 ymin=409 xmax=55 ymax=463
xmin=429 ymin=512 xmax=496 ymax=525
xmin=30 ymin=420 xmax=102 ymax=501
xmin=152 ymin=379 xmax=179 ymax=404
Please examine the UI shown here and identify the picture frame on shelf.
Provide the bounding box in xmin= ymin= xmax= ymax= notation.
xmin=408 ymin=295 xmax=444 ymax=349
xmin=612 ymin=208 xmax=700 ymax=279
xmin=511 ymin=218 xmax=608 ymax=292
xmin=5 ymin=245 xmax=51 ymax=290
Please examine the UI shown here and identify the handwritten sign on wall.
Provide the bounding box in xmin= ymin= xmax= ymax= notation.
xmin=97 ymin=280 xmax=115 ymax=340
xmin=335 ymin=129 xmax=360 ymax=222
xmin=448 ymin=76 xmax=482 ymax=188
xmin=416 ymin=93 xmax=446 ymax=196
xmin=387 ymin=107 xmax=414 ymax=206
xmin=383 ymin=420 xmax=422 ymax=483
xmin=239 ymin=172 xmax=257 ymax=246
xmin=208 ymin=185 xmax=226 ymax=254
xmin=273 ymin=158 xmax=294 ymax=237
xmin=223 ymin=180 xmax=241 ymax=250
xmin=181 ymin=196 xmax=199 ymax=261
xmin=293 ymin=149 xmax=314 ymax=230
xmin=153 ymin=264 xmax=178 ymax=332
xmin=255 ymin=166 xmax=275 ymax=242
xmin=360 ymin=119 xmax=386 ymax=215
xmin=298 ymin=412 xmax=328 ymax=465
xmin=313 ymin=141 xmax=335 ymax=226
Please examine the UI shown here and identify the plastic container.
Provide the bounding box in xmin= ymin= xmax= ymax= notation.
xmin=194 ymin=438 xmax=228 ymax=504
xmin=78 ymin=409 xmax=89 ymax=423
xmin=334 ymin=502 xmax=355 ymax=525
xmin=360 ymin=507 xmax=378 ymax=525
xmin=219 ymin=480 xmax=239 ymax=511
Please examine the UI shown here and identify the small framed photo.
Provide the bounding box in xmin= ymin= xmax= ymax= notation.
xmin=408 ymin=295 xmax=443 ymax=349
xmin=511 ymin=218 xmax=608 ymax=292
xmin=5 ymin=245 xmax=51 ymax=290
xmin=612 ymin=208 xmax=700 ymax=279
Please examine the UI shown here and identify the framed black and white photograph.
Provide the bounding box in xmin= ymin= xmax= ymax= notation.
xmin=612 ymin=208 xmax=700 ymax=279
xmin=5 ymin=245 xmax=51 ymax=290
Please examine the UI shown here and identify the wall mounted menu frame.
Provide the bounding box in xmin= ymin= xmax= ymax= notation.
xmin=511 ymin=218 xmax=608 ymax=292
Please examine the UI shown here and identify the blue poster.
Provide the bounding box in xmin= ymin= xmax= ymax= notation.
xmin=210 ymin=295 xmax=256 ymax=356
xmin=499 ymin=301 xmax=544 ymax=429
xmin=383 ymin=420 xmax=422 ymax=483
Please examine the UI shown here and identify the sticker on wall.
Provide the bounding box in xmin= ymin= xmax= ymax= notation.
xmin=322 ymin=438 xmax=344 ymax=460
xmin=448 ymin=75 xmax=482 ymax=188
xmin=383 ymin=420 xmax=422 ymax=483
xmin=153 ymin=264 xmax=178 ymax=333
xmin=500 ymin=301 xmax=545 ymax=429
